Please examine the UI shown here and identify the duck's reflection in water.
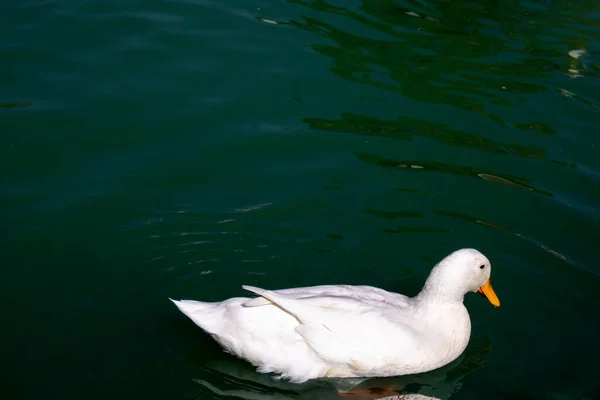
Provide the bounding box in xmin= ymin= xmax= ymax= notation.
xmin=192 ymin=338 xmax=491 ymax=400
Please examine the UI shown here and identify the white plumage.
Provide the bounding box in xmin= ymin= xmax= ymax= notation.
xmin=171 ymin=248 xmax=500 ymax=383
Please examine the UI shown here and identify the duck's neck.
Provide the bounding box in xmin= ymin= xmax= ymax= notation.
xmin=414 ymin=268 xmax=466 ymax=306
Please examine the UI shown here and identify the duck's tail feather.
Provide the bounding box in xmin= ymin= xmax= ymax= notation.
xmin=169 ymin=298 xmax=211 ymax=314
xmin=169 ymin=298 xmax=224 ymax=334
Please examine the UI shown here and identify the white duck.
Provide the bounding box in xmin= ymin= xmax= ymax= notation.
xmin=170 ymin=248 xmax=500 ymax=384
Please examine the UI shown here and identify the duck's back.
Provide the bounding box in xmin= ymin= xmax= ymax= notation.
xmin=242 ymin=284 xmax=413 ymax=309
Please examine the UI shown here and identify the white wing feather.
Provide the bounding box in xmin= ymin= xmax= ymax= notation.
xmin=241 ymin=285 xmax=422 ymax=376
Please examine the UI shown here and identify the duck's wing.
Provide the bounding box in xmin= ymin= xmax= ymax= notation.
xmin=243 ymin=284 xmax=411 ymax=308
xmin=242 ymin=285 xmax=421 ymax=376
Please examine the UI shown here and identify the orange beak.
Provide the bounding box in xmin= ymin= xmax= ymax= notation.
xmin=478 ymin=278 xmax=500 ymax=307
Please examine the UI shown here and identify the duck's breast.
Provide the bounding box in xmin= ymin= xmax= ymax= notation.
xmin=411 ymin=304 xmax=472 ymax=369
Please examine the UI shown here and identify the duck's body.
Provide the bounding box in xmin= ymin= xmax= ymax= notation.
xmin=171 ymin=249 xmax=499 ymax=383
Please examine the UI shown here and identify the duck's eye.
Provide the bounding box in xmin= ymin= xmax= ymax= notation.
xmin=479 ymin=265 xmax=485 ymax=269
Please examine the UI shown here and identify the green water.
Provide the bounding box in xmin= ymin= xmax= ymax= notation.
xmin=2 ymin=0 xmax=599 ymax=399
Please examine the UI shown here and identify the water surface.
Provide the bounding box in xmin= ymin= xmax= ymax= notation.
xmin=2 ymin=1 xmax=600 ymax=399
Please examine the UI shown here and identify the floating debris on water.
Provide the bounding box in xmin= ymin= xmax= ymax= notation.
xmin=478 ymin=173 xmax=532 ymax=190
xmin=541 ymin=245 xmax=567 ymax=260
xmin=558 ymin=89 xmax=575 ymax=98
xmin=568 ymin=49 xmax=587 ymax=59
xmin=234 ymin=203 xmax=272 ymax=213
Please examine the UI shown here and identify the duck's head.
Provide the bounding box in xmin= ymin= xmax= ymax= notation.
xmin=419 ymin=248 xmax=500 ymax=307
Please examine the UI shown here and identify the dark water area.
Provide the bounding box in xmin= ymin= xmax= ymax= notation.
xmin=2 ymin=1 xmax=599 ymax=399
